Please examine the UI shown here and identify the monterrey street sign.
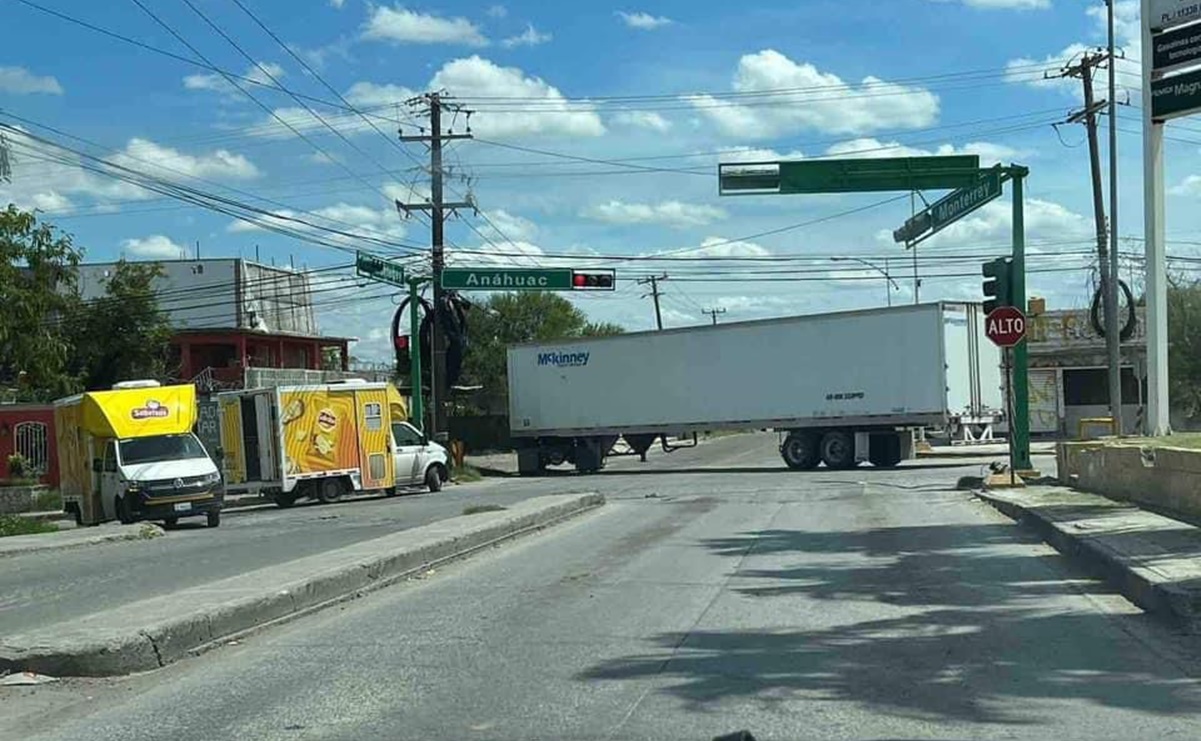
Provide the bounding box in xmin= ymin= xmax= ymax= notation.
xmin=355 ymin=251 xmax=406 ymax=287
xmin=893 ymin=170 xmax=1003 ymax=244
xmin=441 ymin=268 xmax=573 ymax=291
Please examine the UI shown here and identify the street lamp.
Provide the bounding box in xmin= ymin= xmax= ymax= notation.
xmin=830 ymin=256 xmax=900 ymax=307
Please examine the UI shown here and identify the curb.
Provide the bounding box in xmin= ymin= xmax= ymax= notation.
xmin=0 ymin=493 xmax=604 ymax=677
xmin=975 ymin=490 xmax=1201 ymax=628
xmin=0 ymin=524 xmax=165 ymax=559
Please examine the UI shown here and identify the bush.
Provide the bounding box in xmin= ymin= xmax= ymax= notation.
xmin=7 ymin=453 xmax=29 ymax=479
xmin=0 ymin=514 xmax=58 ymax=537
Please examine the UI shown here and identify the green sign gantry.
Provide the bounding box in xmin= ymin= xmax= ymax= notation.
xmin=441 ymin=268 xmax=573 ymax=291
xmin=356 ymin=251 xmax=406 ymax=287
xmin=719 ymin=155 xmax=982 ymax=195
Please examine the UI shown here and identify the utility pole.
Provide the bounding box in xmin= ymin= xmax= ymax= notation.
xmin=1061 ymin=50 xmax=1122 ymax=434
xmin=703 ymin=307 xmax=726 ymax=326
xmin=398 ymin=92 xmax=473 ymax=440
xmin=637 ymin=274 xmax=668 ymax=330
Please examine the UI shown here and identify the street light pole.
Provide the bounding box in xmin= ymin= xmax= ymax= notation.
xmin=831 ymin=256 xmax=899 ymax=307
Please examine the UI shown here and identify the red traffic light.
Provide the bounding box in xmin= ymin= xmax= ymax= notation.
xmin=394 ymin=335 xmax=410 ymax=351
xmin=570 ymin=270 xmax=616 ymax=291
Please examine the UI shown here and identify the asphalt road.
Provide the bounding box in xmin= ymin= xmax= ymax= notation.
xmin=9 ymin=435 xmax=1201 ymax=740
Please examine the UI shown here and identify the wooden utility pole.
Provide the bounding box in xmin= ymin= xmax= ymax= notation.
xmin=703 ymin=307 xmax=726 ymax=326
xmin=1062 ymin=50 xmax=1122 ymax=434
xmin=637 ymin=274 xmax=668 ymax=330
xmin=397 ymin=92 xmax=473 ymax=439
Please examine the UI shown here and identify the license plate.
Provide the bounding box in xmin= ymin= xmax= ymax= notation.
xmin=173 ymin=502 xmax=192 ymax=512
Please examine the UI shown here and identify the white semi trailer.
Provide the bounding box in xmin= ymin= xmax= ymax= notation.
xmin=506 ymin=302 xmax=1002 ymax=475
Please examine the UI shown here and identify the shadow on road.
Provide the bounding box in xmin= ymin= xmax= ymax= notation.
xmin=579 ymin=519 xmax=1201 ymax=725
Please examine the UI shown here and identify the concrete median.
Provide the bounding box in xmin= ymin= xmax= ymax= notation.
xmin=0 ymin=492 xmax=604 ymax=677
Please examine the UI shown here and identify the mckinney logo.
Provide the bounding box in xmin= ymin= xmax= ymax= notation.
xmin=538 ymin=351 xmax=589 ymax=368
xmin=131 ymin=400 xmax=169 ymax=420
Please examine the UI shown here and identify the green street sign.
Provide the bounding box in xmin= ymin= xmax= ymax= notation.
xmin=779 ymin=155 xmax=981 ymax=194
xmin=1151 ymin=67 xmax=1201 ymax=121
xmin=893 ymin=170 xmax=1003 ymax=244
xmin=442 ymin=267 xmax=573 ymax=291
xmin=356 ymin=251 xmax=406 ymax=287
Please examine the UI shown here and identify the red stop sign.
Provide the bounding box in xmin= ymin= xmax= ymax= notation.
xmin=986 ymin=306 xmax=1027 ymax=348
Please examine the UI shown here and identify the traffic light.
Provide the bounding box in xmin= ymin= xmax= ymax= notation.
xmin=571 ymin=270 xmax=616 ymax=291
xmin=982 ymin=257 xmax=1013 ymax=314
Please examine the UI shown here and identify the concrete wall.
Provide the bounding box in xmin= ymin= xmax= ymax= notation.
xmin=1059 ymin=442 xmax=1201 ymax=518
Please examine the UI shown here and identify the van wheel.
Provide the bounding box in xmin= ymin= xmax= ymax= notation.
xmin=163 ymin=517 xmax=179 ymax=530
xmin=116 ymin=496 xmax=135 ymax=525
xmin=206 ymin=510 xmax=221 ymax=528
xmin=317 ymin=478 xmax=345 ymax=504
xmin=425 ymin=466 xmax=443 ymax=493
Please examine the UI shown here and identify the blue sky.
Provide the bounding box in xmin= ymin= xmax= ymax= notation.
xmin=2 ymin=0 xmax=1199 ymax=360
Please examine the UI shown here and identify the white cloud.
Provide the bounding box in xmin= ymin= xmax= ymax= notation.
xmin=114 ymin=138 xmax=260 ymax=180
xmin=825 ymin=138 xmax=1020 ymax=164
xmin=689 ymin=50 xmax=939 ymax=138
xmin=502 ymin=24 xmax=552 ymax=48
xmin=583 ymin=200 xmax=728 ymax=228
xmin=1170 ymin=175 xmax=1201 ymax=196
xmin=917 ymin=198 xmax=1093 ymax=249
xmin=1006 ymin=1 xmax=1141 ymax=101
xmin=930 ymin=0 xmax=1048 ymax=8
xmin=485 ymin=209 xmax=539 ymax=241
xmin=612 ymin=111 xmax=672 ymax=132
xmin=617 ymin=11 xmax=673 ymax=29
xmin=717 ymin=145 xmax=805 ymax=162
xmin=362 ymin=5 xmax=488 ymax=46
xmin=428 ymin=56 xmax=604 ymax=138
xmin=253 ymin=58 xmax=602 ymax=140
xmin=487 ymin=5 xmax=508 ymax=18
xmin=184 ymin=61 xmax=285 ymax=95
xmin=330 ymin=0 xmax=345 ymax=8
xmin=676 ymin=237 xmax=772 ymax=259
xmin=226 ymin=196 xmax=406 ymax=246
xmin=122 ymin=235 xmax=188 ymax=260
xmin=0 ymin=66 xmax=63 ymax=95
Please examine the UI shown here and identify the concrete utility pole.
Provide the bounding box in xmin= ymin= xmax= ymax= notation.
xmin=1106 ymin=0 xmax=1123 ymax=434
xmin=1061 ymin=50 xmax=1123 ymax=434
xmin=637 ymin=274 xmax=668 ymax=330
xmin=398 ymin=92 xmax=473 ymax=439
xmin=703 ymin=307 xmax=726 ymax=326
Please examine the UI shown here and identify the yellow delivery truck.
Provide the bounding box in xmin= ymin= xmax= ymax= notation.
xmin=55 ymin=381 xmax=224 ymax=528
xmin=217 ymin=380 xmax=448 ymax=508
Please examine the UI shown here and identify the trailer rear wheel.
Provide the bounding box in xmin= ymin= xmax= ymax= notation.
xmin=317 ymin=478 xmax=345 ymax=504
xmin=781 ymin=432 xmax=820 ymax=470
xmin=274 ymin=491 xmax=298 ymax=508
xmin=820 ymin=431 xmax=856 ymax=470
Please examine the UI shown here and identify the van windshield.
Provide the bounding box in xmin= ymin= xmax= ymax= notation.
xmin=119 ymin=434 xmax=209 ymax=466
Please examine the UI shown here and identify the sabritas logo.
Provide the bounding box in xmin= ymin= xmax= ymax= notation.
xmin=131 ymin=400 xmax=169 ymax=420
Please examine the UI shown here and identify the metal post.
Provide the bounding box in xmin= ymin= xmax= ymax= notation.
xmin=1011 ymin=167 xmax=1033 ymax=471
xmin=884 ymin=256 xmax=892 ymax=307
xmin=910 ymin=190 xmax=920 ymax=304
xmin=408 ymin=278 xmax=424 ymax=432
xmin=1143 ymin=0 xmax=1171 ymax=436
xmin=1006 ymin=347 xmax=1017 ymax=486
xmin=1107 ymin=0 xmax=1124 ymax=435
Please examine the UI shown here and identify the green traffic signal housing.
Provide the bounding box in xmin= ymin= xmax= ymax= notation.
xmin=982 ymin=257 xmax=1014 ymax=314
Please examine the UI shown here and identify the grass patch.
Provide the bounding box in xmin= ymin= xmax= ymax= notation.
xmin=462 ymin=504 xmax=507 ymax=516
xmin=0 ymin=515 xmax=58 ymax=538
xmin=1108 ymin=433 xmax=1201 ymax=450
xmin=452 ymin=464 xmax=484 ymax=483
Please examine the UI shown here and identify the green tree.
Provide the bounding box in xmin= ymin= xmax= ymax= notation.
xmin=1168 ymin=275 xmax=1201 ymax=420
xmin=71 ymin=260 xmax=174 ymax=390
xmin=459 ymin=292 xmax=624 ymax=398
xmin=0 ymin=205 xmax=83 ymax=400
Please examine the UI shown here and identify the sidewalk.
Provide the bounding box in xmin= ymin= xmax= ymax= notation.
xmin=0 ymin=522 xmax=164 ymax=558
xmin=919 ymin=441 xmax=1057 ymax=458
xmin=977 ymin=485 xmax=1201 ymax=627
